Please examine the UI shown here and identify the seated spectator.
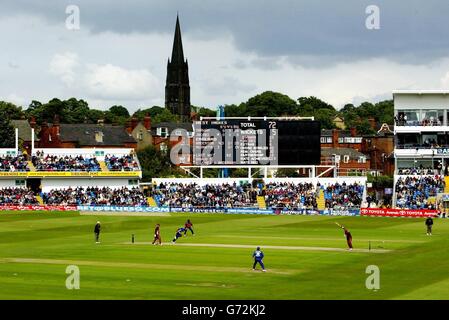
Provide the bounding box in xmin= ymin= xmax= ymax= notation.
xmin=151 ymin=182 xmax=257 ymax=208
xmin=0 ymin=155 xmax=29 ymax=172
xmin=105 ymin=154 xmax=139 ymax=171
xmin=32 ymin=152 xmax=100 ymax=172
xmin=0 ymin=187 xmax=38 ymax=205
xmin=42 ymin=186 xmax=147 ymax=206
xmin=397 ymin=166 xmax=434 ymax=175
xmin=264 ymin=182 xmax=317 ymax=210
xmin=322 ymin=182 xmax=364 ymax=209
xmin=395 ymin=175 xmax=445 ymax=209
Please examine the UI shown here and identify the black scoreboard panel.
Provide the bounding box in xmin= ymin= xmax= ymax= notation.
xmin=277 ymin=120 xmax=321 ymax=165
xmin=193 ymin=119 xmax=320 ymax=165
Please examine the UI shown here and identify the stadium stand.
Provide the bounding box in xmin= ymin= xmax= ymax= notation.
xmin=0 ymin=155 xmax=30 ymax=172
xmin=264 ymin=182 xmax=318 ymax=210
xmin=150 ymin=180 xmax=365 ymax=210
xmin=397 ymin=167 xmax=435 ymax=175
xmin=395 ymin=175 xmax=445 ymax=209
xmin=151 ymin=182 xmax=258 ymax=208
xmin=42 ymin=186 xmax=147 ymax=206
xmin=0 ymin=188 xmax=38 ymax=205
xmin=321 ymin=182 xmax=364 ymax=209
xmin=105 ymin=154 xmax=139 ymax=171
xmin=31 ymin=151 xmax=100 ymax=172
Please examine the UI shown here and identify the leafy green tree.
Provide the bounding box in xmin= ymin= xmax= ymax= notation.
xmin=245 ymin=91 xmax=298 ymax=117
xmin=314 ymin=108 xmax=337 ymax=129
xmin=355 ymin=119 xmax=376 ymax=135
xmin=0 ymin=110 xmax=15 ymax=148
xmin=367 ymin=174 xmax=393 ymax=189
xmin=339 ymin=99 xmax=394 ymax=129
xmin=275 ymin=168 xmax=300 ymax=177
xmin=0 ymin=101 xmax=25 ymax=119
xmin=374 ymin=100 xmax=394 ymax=124
xmin=191 ymin=105 xmax=216 ymax=118
xmin=87 ymin=109 xmax=106 ymax=123
xmin=296 ymin=96 xmax=337 ymax=129
xmin=104 ymin=105 xmax=130 ymax=125
xmin=297 ymin=96 xmax=335 ymax=114
xmin=133 ymin=106 xmax=165 ymax=120
xmin=25 ymin=98 xmax=94 ymax=124
xmin=224 ymin=103 xmax=247 ymax=117
xmin=137 ymin=145 xmax=184 ymax=181
xmin=108 ymin=105 xmax=130 ymax=118
xmin=152 ymin=109 xmax=180 ymax=123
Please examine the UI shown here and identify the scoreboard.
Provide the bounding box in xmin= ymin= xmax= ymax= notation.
xmin=193 ymin=119 xmax=320 ymax=165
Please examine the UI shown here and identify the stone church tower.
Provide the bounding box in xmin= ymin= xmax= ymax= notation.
xmin=165 ymin=15 xmax=191 ymax=122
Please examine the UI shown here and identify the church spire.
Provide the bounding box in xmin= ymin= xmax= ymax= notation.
xmin=170 ymin=14 xmax=185 ymax=65
xmin=165 ymin=14 xmax=191 ymax=122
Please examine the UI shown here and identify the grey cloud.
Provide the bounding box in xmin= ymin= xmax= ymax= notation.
xmin=2 ymin=0 xmax=449 ymax=67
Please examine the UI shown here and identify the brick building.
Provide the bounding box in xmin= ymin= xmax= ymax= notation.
xmin=38 ymin=117 xmax=136 ymax=149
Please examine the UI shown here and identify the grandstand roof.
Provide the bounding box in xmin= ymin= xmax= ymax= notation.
xmin=58 ymin=124 xmax=136 ymax=146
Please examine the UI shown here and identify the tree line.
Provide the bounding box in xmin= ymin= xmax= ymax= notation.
xmin=0 ymin=91 xmax=394 ymax=148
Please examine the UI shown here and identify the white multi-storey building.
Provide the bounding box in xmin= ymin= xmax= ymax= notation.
xmin=394 ymin=90 xmax=449 ymax=173
xmin=393 ymin=90 xmax=449 ymax=208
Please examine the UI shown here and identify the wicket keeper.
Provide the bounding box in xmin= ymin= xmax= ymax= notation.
xmin=252 ymin=246 xmax=266 ymax=271
xmin=152 ymin=223 xmax=162 ymax=245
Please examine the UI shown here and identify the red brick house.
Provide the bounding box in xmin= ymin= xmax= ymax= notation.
xmin=362 ymin=123 xmax=394 ymax=176
xmin=38 ymin=117 xmax=137 ymax=149
xmin=320 ymin=128 xmax=370 ymax=176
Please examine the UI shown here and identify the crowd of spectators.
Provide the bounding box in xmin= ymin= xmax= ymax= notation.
xmin=397 ymin=167 xmax=435 ymax=175
xmin=105 ymin=154 xmax=139 ymax=171
xmin=152 ymin=182 xmax=257 ymax=208
xmin=32 ymin=152 xmax=100 ymax=172
xmin=42 ymin=186 xmax=147 ymax=206
xmin=321 ymin=182 xmax=364 ymax=209
xmin=395 ymin=175 xmax=445 ymax=209
xmin=0 ymin=187 xmax=38 ymax=205
xmin=264 ymin=182 xmax=317 ymax=210
xmin=0 ymin=155 xmax=29 ymax=172
xmin=395 ymin=114 xmax=442 ymax=126
xmin=151 ymin=181 xmax=365 ymax=210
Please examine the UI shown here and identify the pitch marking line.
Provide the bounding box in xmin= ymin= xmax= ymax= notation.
xmin=214 ymin=235 xmax=424 ymax=243
xmin=0 ymin=258 xmax=293 ymax=275
xmin=123 ymin=242 xmax=391 ymax=253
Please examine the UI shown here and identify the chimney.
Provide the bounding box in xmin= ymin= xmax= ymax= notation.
xmin=143 ymin=114 xmax=152 ymax=130
xmin=332 ymin=129 xmax=339 ymax=148
xmin=131 ymin=117 xmax=138 ymax=131
xmin=350 ymin=127 xmax=357 ymax=137
xmin=53 ymin=115 xmax=60 ymax=136
xmin=368 ymin=118 xmax=376 ymax=130
xmin=29 ymin=116 xmax=36 ymax=129
xmin=38 ymin=121 xmax=48 ymax=147
xmin=125 ymin=119 xmax=132 ymax=134
xmin=95 ymin=131 xmax=104 ymax=143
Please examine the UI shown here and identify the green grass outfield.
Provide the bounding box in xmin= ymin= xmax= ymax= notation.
xmin=1 ymin=211 xmax=449 ymax=300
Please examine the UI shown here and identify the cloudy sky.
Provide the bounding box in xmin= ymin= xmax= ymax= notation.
xmin=2 ymin=0 xmax=449 ymax=113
